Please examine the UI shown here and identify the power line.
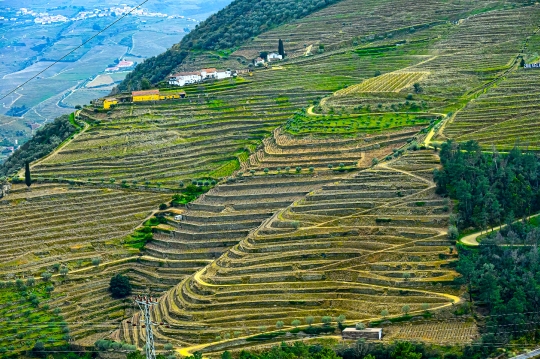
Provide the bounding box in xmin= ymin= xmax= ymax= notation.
xmin=0 ymin=0 xmax=151 ymax=102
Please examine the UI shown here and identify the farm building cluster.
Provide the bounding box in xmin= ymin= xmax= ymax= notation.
xmin=168 ymin=68 xmax=233 ymax=87
xmin=524 ymin=62 xmax=540 ymax=69
xmin=255 ymin=52 xmax=283 ymax=66
xmin=98 ymin=89 xmax=186 ymax=109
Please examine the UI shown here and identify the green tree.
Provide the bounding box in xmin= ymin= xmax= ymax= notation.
xmin=278 ymin=39 xmax=285 ymax=57
xmin=322 ymin=316 xmax=332 ymax=325
xmin=391 ymin=341 xmax=422 ymax=359
xmin=291 ymin=319 xmax=301 ymax=327
xmin=25 ymin=161 xmax=32 ymax=187
xmin=32 ymin=341 xmax=46 ymax=358
xmin=402 ymin=305 xmax=410 ymax=315
xmin=222 ymin=351 xmax=232 ymax=359
xmin=141 ymin=78 xmax=151 ymax=90
xmin=305 ymin=316 xmax=314 ymax=326
xmin=276 ymin=320 xmax=284 ymax=329
xmin=109 ymin=274 xmax=132 ymax=298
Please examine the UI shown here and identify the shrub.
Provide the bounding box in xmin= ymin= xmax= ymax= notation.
xmin=92 ymin=257 xmax=101 ymax=266
xmin=276 ymin=320 xmax=284 ymax=329
xmin=164 ymin=343 xmax=173 ymax=351
xmin=32 ymin=341 xmax=46 ymax=358
xmin=402 ymin=305 xmax=411 ymax=315
xmin=381 ymin=309 xmax=389 ymax=317
xmin=448 ymin=225 xmax=459 ymax=240
xmin=291 ymin=319 xmax=301 ymax=327
xmin=336 ymin=314 xmax=346 ymax=323
xmin=41 ymin=272 xmax=52 ymax=281
xmin=159 ymin=203 xmax=168 ymax=210
xmin=355 ymin=322 xmax=365 ymax=330
xmin=59 ymin=266 xmax=69 ymax=276
xmin=321 ymin=316 xmax=332 ymax=325
xmin=109 ymin=274 xmax=132 ymax=298
xmin=305 ymin=316 xmax=314 ymax=326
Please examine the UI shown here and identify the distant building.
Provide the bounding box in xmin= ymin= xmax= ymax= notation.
xmin=268 ymin=53 xmax=283 ymax=61
xmin=169 ymin=69 xmax=232 ymax=87
xmin=342 ymin=328 xmax=382 ymax=341
xmin=99 ymin=90 xmax=185 ymax=108
xmin=254 ymin=57 xmax=265 ymax=66
xmin=132 ymin=90 xmax=161 ymax=102
xmin=169 ymin=71 xmax=202 ymax=86
xmin=159 ymin=91 xmax=186 ymax=100
xmin=524 ymin=62 xmax=540 ymax=69
xmin=103 ymin=98 xmax=118 ymax=109
xmin=201 ymin=68 xmax=218 ymax=79
xmin=215 ymin=70 xmax=232 ymax=80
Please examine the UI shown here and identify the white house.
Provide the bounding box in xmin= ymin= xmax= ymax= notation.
xmin=216 ymin=70 xmax=232 ymax=80
xmin=254 ymin=57 xmax=265 ymax=66
xmin=201 ymin=68 xmax=218 ymax=79
xmin=268 ymin=53 xmax=283 ymax=61
xmin=169 ymin=71 xmax=202 ymax=86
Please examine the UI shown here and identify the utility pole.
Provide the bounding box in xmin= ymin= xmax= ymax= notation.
xmin=134 ymin=295 xmax=158 ymax=359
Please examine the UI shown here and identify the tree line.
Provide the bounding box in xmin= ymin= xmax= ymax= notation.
xmin=181 ymin=340 xmax=498 ymax=359
xmin=0 ymin=115 xmax=76 ymax=178
xmin=434 ymin=140 xmax=540 ymax=231
xmin=457 ymin=222 xmax=540 ymax=346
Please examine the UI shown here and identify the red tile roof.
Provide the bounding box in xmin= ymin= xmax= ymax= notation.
xmin=132 ymin=90 xmax=160 ymax=96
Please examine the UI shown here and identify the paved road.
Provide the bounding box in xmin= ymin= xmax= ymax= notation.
xmin=509 ymin=348 xmax=540 ymax=359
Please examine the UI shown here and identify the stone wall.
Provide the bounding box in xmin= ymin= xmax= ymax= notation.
xmin=0 ymin=182 xmax=11 ymax=198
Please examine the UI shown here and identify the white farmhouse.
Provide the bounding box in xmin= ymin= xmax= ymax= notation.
xmin=268 ymin=53 xmax=283 ymax=61
xmin=201 ymin=68 xmax=218 ymax=79
xmin=216 ymin=70 xmax=232 ymax=80
xmin=169 ymin=71 xmax=202 ymax=86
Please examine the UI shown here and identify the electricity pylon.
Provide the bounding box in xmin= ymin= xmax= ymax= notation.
xmin=134 ymin=295 xmax=158 ymax=359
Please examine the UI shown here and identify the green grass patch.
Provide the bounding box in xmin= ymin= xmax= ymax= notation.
xmin=171 ymin=184 xmax=212 ymax=206
xmin=208 ymin=158 xmax=240 ymax=178
xmin=124 ymin=216 xmax=168 ymax=249
xmin=284 ymin=110 xmax=431 ymax=136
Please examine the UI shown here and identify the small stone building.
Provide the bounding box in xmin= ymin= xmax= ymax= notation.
xmin=342 ymin=328 xmax=382 ymax=340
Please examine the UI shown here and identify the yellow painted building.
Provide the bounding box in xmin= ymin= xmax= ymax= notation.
xmin=103 ymin=98 xmax=118 ymax=109
xmin=132 ymin=89 xmax=161 ymax=102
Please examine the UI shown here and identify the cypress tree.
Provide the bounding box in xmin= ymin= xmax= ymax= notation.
xmin=24 ymin=161 xmax=31 ymax=188
xmin=278 ymin=39 xmax=285 ymax=57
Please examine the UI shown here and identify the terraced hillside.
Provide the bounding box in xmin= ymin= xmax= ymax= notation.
xmin=5 ymin=0 xmax=540 ymax=353
xmin=0 ymin=183 xmax=171 ymax=351
xmin=113 ymin=150 xmax=461 ymax=351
